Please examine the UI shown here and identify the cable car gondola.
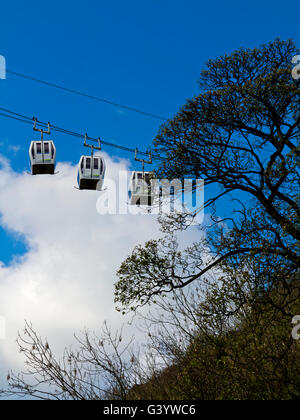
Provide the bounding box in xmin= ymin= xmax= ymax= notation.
xmin=29 ymin=118 xmax=56 ymax=175
xmin=77 ymin=135 xmax=106 ymax=191
xmin=128 ymin=149 xmax=154 ymax=206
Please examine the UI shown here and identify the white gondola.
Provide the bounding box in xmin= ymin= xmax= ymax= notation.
xmin=77 ymin=135 xmax=106 ymax=191
xmin=128 ymin=149 xmax=154 ymax=206
xmin=128 ymin=170 xmax=154 ymax=206
xmin=29 ymin=119 xmax=56 ymax=175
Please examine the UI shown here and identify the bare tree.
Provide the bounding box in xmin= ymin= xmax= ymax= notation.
xmin=1 ymin=321 xmax=144 ymax=400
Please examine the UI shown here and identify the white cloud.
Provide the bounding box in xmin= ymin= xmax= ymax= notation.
xmin=0 ymin=153 xmax=166 ymax=378
xmin=0 ymin=153 xmax=203 ymax=394
xmin=7 ymin=145 xmax=21 ymax=154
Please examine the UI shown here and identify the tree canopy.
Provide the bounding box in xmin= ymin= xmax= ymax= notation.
xmin=115 ymin=38 xmax=300 ymax=313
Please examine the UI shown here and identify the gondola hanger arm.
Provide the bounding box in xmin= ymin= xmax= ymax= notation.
xmin=134 ymin=148 xmax=152 ymax=174
xmin=33 ymin=117 xmax=51 ymax=141
xmin=84 ymin=133 xmax=101 ymax=157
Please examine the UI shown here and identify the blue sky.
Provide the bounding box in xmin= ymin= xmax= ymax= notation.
xmin=0 ymin=0 xmax=299 ymax=265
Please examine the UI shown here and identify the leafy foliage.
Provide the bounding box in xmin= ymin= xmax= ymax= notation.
xmin=115 ymin=38 xmax=300 ymax=313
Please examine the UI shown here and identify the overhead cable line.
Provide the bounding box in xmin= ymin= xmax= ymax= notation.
xmin=0 ymin=107 xmax=298 ymax=192
xmin=0 ymin=106 xmax=163 ymax=160
xmin=6 ymin=70 xmax=168 ymax=122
